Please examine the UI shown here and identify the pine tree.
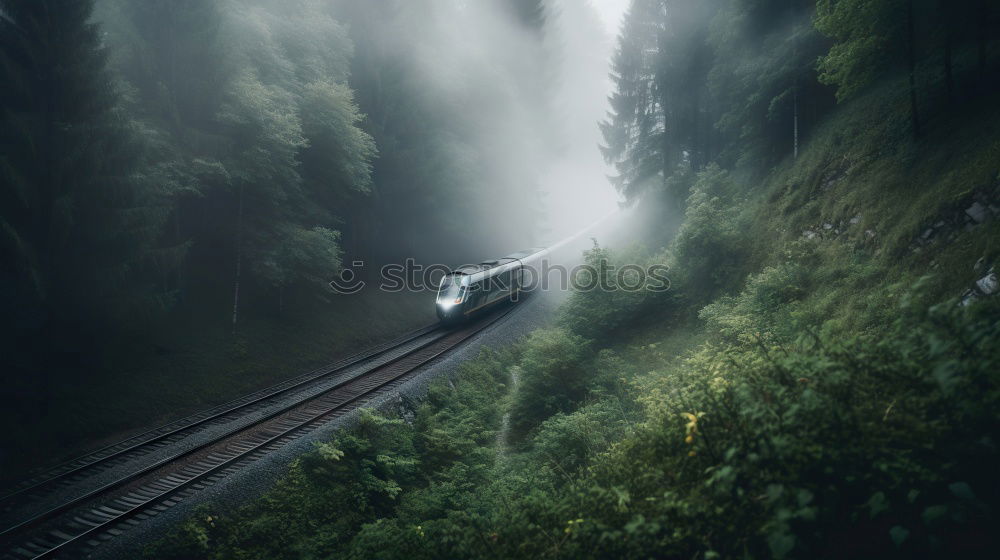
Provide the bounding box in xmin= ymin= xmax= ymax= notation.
xmin=600 ymin=0 xmax=668 ymax=202
xmin=0 ymin=0 xmax=154 ymax=341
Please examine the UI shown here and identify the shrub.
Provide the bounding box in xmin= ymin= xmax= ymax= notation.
xmin=508 ymin=328 xmax=593 ymax=441
xmin=558 ymin=243 xmax=676 ymax=340
xmin=669 ymin=164 xmax=752 ymax=302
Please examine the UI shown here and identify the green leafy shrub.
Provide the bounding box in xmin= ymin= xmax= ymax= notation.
xmin=415 ymin=347 xmax=510 ymax=474
xmin=558 ymin=243 xmax=676 ymax=341
xmin=670 ymin=164 xmax=752 ymax=302
xmin=507 ymin=328 xmax=593 ymax=441
xmin=565 ymin=297 xmax=1000 ymax=559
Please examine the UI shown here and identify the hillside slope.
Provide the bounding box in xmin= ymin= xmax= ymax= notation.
xmin=148 ymin=78 xmax=1000 ymax=559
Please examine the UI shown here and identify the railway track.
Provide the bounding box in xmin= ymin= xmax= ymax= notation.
xmin=0 ymin=305 xmax=517 ymax=559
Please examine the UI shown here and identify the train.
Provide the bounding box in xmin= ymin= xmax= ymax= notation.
xmin=435 ymin=247 xmax=548 ymax=323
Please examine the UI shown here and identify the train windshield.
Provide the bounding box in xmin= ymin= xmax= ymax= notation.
xmin=437 ymin=275 xmax=464 ymax=304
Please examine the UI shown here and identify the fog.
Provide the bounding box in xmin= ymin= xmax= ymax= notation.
xmin=536 ymin=0 xmax=626 ymax=238
xmin=334 ymin=0 xmax=627 ymax=255
xmin=0 ymin=0 xmax=635 ymax=480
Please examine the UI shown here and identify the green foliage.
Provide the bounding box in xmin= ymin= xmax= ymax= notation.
xmin=96 ymin=0 xmax=378 ymax=310
xmin=699 ymin=258 xmax=810 ymax=347
xmin=600 ymin=0 xmax=671 ymax=201
xmin=508 ymin=329 xmax=593 ymax=441
xmin=130 ymin=2 xmax=1000 ymax=559
xmin=709 ymin=0 xmax=833 ymax=164
xmin=814 ymin=0 xmax=905 ymax=102
xmin=557 ymin=243 xmax=674 ymax=340
xmin=152 ymin=271 xmax=1000 ymax=559
xmin=255 ymin=226 xmax=343 ymax=290
xmin=415 ymin=347 xmax=510 ymax=474
xmin=147 ymin=409 xmax=420 ymax=560
xmin=669 ymin=164 xmax=751 ymax=301
xmin=300 ymin=80 xmax=376 ymax=196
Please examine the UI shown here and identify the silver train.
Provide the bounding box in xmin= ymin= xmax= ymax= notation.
xmin=435 ymin=247 xmax=548 ymax=323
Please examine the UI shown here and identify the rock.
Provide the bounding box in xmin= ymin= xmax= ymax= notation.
xmin=934 ymin=221 xmax=945 ymax=228
xmin=921 ymin=228 xmax=934 ymax=239
xmin=849 ymin=214 xmax=862 ymax=225
xmin=823 ymin=223 xmax=833 ymax=230
xmin=976 ymin=272 xmax=999 ymax=296
xmin=865 ymin=229 xmax=876 ymax=238
xmin=802 ymin=230 xmax=818 ymax=240
xmin=974 ymin=257 xmax=986 ymax=272
xmin=966 ymin=202 xmax=988 ymax=223
xmin=960 ymin=289 xmax=979 ymax=307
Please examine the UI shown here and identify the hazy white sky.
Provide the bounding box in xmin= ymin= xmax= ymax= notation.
xmin=589 ymin=0 xmax=628 ymax=38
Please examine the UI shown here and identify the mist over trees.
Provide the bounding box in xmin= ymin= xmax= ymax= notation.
xmin=601 ymin=0 xmax=1000 ymax=205
xmin=139 ymin=0 xmax=1000 ymax=557
xmin=0 ymin=0 xmax=578 ymax=395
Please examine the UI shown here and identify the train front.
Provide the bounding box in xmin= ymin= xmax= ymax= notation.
xmin=436 ymin=273 xmax=467 ymax=322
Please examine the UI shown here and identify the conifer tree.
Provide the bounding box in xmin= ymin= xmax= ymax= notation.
xmin=0 ymin=0 xmax=154 ymax=342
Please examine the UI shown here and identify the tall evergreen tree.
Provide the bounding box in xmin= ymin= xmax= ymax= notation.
xmin=600 ymin=0 xmax=668 ymax=202
xmin=0 ymin=0 xmax=155 ymax=346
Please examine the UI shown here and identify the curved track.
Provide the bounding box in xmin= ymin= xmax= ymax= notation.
xmin=0 ymin=305 xmax=516 ymax=559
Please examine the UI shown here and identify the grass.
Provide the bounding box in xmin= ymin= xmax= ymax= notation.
xmin=722 ymin=71 xmax=1000 ymax=335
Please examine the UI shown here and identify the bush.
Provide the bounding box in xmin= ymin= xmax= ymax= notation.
xmin=558 ymin=243 xmax=676 ymax=340
xmin=508 ymin=328 xmax=593 ymax=441
xmin=669 ymin=164 xmax=751 ymax=302
xmin=573 ymin=296 xmax=1000 ymax=559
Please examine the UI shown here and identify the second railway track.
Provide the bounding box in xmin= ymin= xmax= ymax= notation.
xmin=0 ymin=304 xmax=518 ymax=559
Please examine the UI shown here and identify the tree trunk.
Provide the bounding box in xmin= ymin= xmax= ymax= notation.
xmin=791 ymin=0 xmax=799 ymax=159
xmin=979 ymin=0 xmax=988 ymax=79
xmin=793 ymin=79 xmax=799 ymax=159
xmin=231 ymin=183 xmax=244 ymax=336
xmin=906 ymin=0 xmax=921 ymax=137
xmin=943 ymin=2 xmax=953 ymax=105
xmin=691 ymin=95 xmax=700 ymax=170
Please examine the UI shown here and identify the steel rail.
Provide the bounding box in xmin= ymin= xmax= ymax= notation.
xmin=2 ymin=304 xmax=516 ymax=559
xmin=0 ymin=323 xmax=441 ymax=509
xmin=0 ymin=327 xmax=450 ymax=542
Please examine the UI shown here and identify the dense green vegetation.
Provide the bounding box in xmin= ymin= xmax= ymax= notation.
xmin=150 ymin=0 xmax=1000 ymax=559
xmin=146 ymin=0 xmax=1000 ymax=557
xmin=1 ymin=0 xmax=997 ymax=556
xmin=149 ymin=238 xmax=1000 ymax=558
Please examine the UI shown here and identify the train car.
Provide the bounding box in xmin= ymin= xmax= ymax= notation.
xmin=435 ymin=247 xmax=548 ymax=323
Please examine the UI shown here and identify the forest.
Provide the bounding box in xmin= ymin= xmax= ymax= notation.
xmin=2 ymin=0 xmax=1000 ymax=558
xmin=0 ymin=0 xmax=596 ymax=478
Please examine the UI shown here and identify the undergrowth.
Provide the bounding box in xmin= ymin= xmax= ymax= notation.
xmin=148 ymin=72 xmax=1000 ymax=560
